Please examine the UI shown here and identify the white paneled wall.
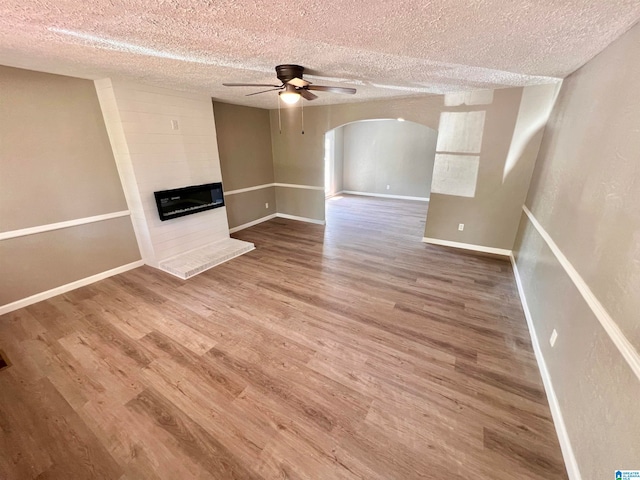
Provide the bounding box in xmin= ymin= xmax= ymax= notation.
xmin=95 ymin=80 xmax=229 ymax=267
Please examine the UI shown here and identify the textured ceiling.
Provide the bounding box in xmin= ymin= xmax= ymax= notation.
xmin=1 ymin=1 xmax=640 ymax=108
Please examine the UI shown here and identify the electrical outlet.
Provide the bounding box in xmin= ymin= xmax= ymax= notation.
xmin=458 ymin=223 xmax=464 ymax=231
xmin=550 ymin=329 xmax=558 ymax=347
xmin=170 ymin=119 xmax=179 ymax=130
xmin=386 ymin=185 xmax=390 ymax=190
xmin=265 ymin=202 xmax=269 ymax=209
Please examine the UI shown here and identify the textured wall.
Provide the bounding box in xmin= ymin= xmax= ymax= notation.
xmin=424 ymin=88 xmax=524 ymax=249
xmin=425 ymin=83 xmax=559 ymax=249
xmin=342 ymin=119 xmax=437 ymax=198
xmin=270 ymin=96 xmax=442 ymax=221
xmin=0 ymin=66 xmax=140 ymax=306
xmin=269 ymin=88 xmax=550 ymax=250
xmin=225 ymin=187 xmax=276 ymax=230
xmin=0 ymin=217 xmax=140 ymax=305
xmin=274 ymin=187 xmax=326 ymax=221
xmin=0 ymin=66 xmax=128 ymax=230
xmin=333 ymin=127 xmax=344 ymax=194
xmin=213 ymin=102 xmax=275 ymax=229
xmin=513 ymin=21 xmax=640 ymax=478
xmin=524 ymin=27 xmax=640 ymax=348
xmin=214 ymin=102 xmax=275 ymax=190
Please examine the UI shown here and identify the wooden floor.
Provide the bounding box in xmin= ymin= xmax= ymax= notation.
xmin=0 ymin=195 xmax=567 ymax=479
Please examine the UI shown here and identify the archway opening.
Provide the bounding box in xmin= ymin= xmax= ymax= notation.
xmin=323 ymin=118 xmax=438 ymax=239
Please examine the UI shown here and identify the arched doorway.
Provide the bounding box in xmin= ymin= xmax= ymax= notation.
xmin=324 ymin=118 xmax=438 ymax=239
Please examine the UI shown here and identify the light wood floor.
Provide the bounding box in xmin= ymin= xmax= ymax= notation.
xmin=0 ymin=195 xmax=567 ymax=479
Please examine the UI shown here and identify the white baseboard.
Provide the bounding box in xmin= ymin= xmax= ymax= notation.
xmin=229 ymin=214 xmax=276 ymax=233
xmin=228 ymin=212 xmax=325 ymax=233
xmin=510 ymin=254 xmax=582 ymax=480
xmin=0 ymin=260 xmax=145 ymax=316
xmin=341 ymin=190 xmax=429 ymax=202
xmin=276 ymin=213 xmax=325 ymax=225
xmin=422 ymin=237 xmax=511 ymax=256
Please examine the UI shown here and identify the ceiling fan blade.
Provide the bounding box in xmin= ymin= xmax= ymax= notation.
xmin=307 ymin=85 xmax=357 ymax=95
xmin=246 ymin=87 xmax=284 ymax=96
xmin=287 ymin=77 xmax=310 ymax=88
xmin=223 ymin=83 xmax=282 ymax=87
xmin=298 ymin=89 xmax=318 ymax=101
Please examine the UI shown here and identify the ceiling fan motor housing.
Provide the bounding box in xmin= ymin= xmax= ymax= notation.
xmin=276 ymin=64 xmax=305 ymax=84
xmin=222 ymin=64 xmax=355 ymax=99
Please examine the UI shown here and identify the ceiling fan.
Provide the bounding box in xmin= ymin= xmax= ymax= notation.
xmin=223 ymin=64 xmax=356 ymax=104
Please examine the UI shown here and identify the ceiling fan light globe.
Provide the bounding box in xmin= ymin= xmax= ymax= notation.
xmin=280 ymin=92 xmax=301 ymax=104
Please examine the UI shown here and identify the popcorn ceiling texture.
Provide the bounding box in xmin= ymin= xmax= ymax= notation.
xmin=1 ymin=0 xmax=640 ymax=108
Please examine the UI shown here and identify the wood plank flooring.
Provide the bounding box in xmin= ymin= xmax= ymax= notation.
xmin=0 ymin=195 xmax=568 ymax=479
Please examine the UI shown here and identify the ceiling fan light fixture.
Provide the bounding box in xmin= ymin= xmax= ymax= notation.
xmin=279 ymin=91 xmax=301 ymax=104
xmin=223 ymin=65 xmax=357 ymax=104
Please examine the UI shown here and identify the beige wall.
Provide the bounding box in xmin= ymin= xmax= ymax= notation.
xmin=0 ymin=67 xmax=128 ymax=230
xmin=0 ymin=66 xmax=140 ymax=308
xmin=0 ymin=217 xmax=140 ymax=305
xmin=213 ymin=102 xmax=275 ymax=229
xmin=269 ymin=88 xmax=552 ymax=249
xmin=513 ymin=22 xmax=640 ymax=478
xmin=214 ymin=102 xmax=274 ymax=190
xmin=333 ymin=127 xmax=345 ymax=194
xmin=425 ymin=88 xmax=520 ymax=248
xmin=425 ymin=85 xmax=559 ymax=249
xmin=225 ymin=187 xmax=276 ymax=229
xmin=269 ymin=96 xmax=443 ymax=220
xmin=275 ymin=187 xmax=326 ymax=221
xmin=342 ymin=119 xmax=437 ymax=198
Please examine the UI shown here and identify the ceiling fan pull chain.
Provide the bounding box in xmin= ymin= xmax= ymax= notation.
xmin=301 ymin=100 xmax=304 ymax=135
xmin=278 ymin=96 xmax=282 ymax=134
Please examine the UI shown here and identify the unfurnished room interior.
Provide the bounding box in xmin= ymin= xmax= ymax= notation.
xmin=0 ymin=2 xmax=639 ymax=479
